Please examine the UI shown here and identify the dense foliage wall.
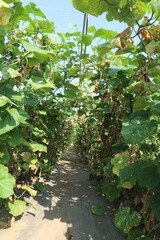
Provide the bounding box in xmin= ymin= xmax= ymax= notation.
xmin=72 ymin=0 xmax=160 ymax=239
xmin=0 ymin=0 xmax=81 ymax=218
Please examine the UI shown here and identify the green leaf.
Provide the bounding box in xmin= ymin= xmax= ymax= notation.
xmin=64 ymin=83 xmax=80 ymax=92
xmin=149 ymin=98 xmax=160 ymax=113
xmin=7 ymin=2 xmax=33 ymax=29
xmin=0 ymin=164 xmax=15 ymax=198
xmin=8 ymin=109 xmax=29 ymax=124
xmin=24 ymin=2 xmax=46 ymax=18
xmin=22 ymin=41 xmax=56 ymax=66
xmin=64 ymin=89 xmax=77 ymax=99
xmin=71 ymin=0 xmax=108 ymax=16
xmin=122 ymin=118 xmax=157 ymax=144
xmin=88 ymin=25 xmax=96 ymax=33
xmin=30 ymin=157 xmax=38 ymax=165
xmin=119 ymin=163 xmax=139 ymax=188
xmin=119 ymin=0 xmax=127 ymax=8
xmin=0 ymin=0 xmax=12 ymax=26
xmin=25 ymin=98 xmax=39 ymax=107
xmin=29 ymin=81 xmax=55 ymax=91
xmin=68 ymin=66 xmax=81 ymax=77
xmin=7 ymin=129 xmax=25 ymax=147
xmin=7 ymin=43 xmax=22 ymax=56
xmin=125 ymin=81 xmax=146 ymax=94
xmin=0 ymin=0 xmax=11 ymax=8
xmin=99 ymin=180 xmax=121 ymax=201
xmin=78 ymin=35 xmax=93 ymax=46
xmin=26 ymin=19 xmax=55 ymax=33
xmin=27 ymin=53 xmax=51 ymax=66
xmin=94 ymin=28 xmax=118 ymax=40
xmin=138 ymin=165 xmax=160 ymax=189
xmin=108 ymin=58 xmax=135 ymax=75
xmin=32 ymin=127 xmax=45 ymax=137
xmin=150 ymin=65 xmax=160 ymax=78
xmin=0 ymin=145 xmax=9 ymax=164
xmin=127 ymin=229 xmax=140 ymax=240
xmin=145 ymin=41 xmax=160 ymax=58
xmin=150 ymin=191 xmax=160 ymax=221
xmin=35 ymin=181 xmax=46 ymax=192
xmin=120 ymin=163 xmax=160 ymax=190
xmin=91 ymin=204 xmax=106 ymax=216
xmin=21 ymin=185 xmax=37 ymax=196
xmin=133 ymin=1 xmax=148 ymax=22
xmin=150 ymin=0 xmax=160 ymax=11
xmin=22 ymin=41 xmax=54 ymax=56
xmin=0 ymin=94 xmax=14 ymax=107
xmin=64 ymin=83 xmax=80 ymax=98
xmin=0 ymin=108 xmax=28 ymax=135
xmin=7 ymin=68 xmax=20 ymax=78
xmin=115 ymin=207 xmax=141 ymax=233
xmin=111 ymin=151 xmax=130 ymax=176
xmin=0 ymin=39 xmax=6 ymax=54
xmin=131 ymin=110 xmax=151 ymax=120
xmin=10 ymin=92 xmax=23 ymax=104
xmin=133 ymin=97 xmax=148 ymax=112
xmin=7 ymin=200 xmax=26 ymax=217
xmin=37 ymin=110 xmax=47 ymax=115
xmin=25 ymin=142 xmax=47 ymax=152
xmin=21 ymin=163 xmax=29 ymax=171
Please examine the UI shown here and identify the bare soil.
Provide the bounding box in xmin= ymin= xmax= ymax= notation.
xmin=0 ymin=147 xmax=126 ymax=240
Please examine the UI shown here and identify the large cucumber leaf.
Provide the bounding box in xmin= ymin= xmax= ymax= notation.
xmin=24 ymin=2 xmax=46 ymax=18
xmin=71 ymin=0 xmax=108 ymax=16
xmin=115 ymin=207 xmax=141 ymax=233
xmin=119 ymin=163 xmax=160 ymax=190
xmin=0 ymin=108 xmax=28 ymax=135
xmin=111 ymin=151 xmax=130 ymax=176
xmin=119 ymin=163 xmax=139 ymax=188
xmin=7 ymin=129 xmax=25 ymax=147
xmin=98 ymin=180 xmax=121 ymax=201
xmin=7 ymin=200 xmax=26 ymax=216
xmin=0 ymin=94 xmax=15 ymax=107
xmin=122 ymin=118 xmax=157 ymax=145
xmin=0 ymin=164 xmax=15 ymax=198
xmin=0 ymin=0 xmax=12 ymax=26
xmin=150 ymin=191 xmax=160 ymax=221
xmin=25 ymin=141 xmax=47 ymax=153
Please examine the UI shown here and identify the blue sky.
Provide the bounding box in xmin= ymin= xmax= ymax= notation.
xmin=21 ymin=0 xmax=127 ymax=34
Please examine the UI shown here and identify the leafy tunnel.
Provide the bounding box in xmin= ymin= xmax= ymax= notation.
xmin=0 ymin=0 xmax=160 ymax=239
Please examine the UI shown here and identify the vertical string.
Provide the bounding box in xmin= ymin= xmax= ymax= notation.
xmin=80 ymin=13 xmax=89 ymax=83
xmin=80 ymin=13 xmax=89 ymax=55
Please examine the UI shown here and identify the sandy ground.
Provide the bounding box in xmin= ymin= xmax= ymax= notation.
xmin=0 ymin=147 xmax=125 ymax=240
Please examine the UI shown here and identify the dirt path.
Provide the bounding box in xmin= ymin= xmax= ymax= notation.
xmin=0 ymin=147 xmax=125 ymax=240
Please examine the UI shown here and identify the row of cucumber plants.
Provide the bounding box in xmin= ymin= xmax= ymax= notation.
xmin=72 ymin=0 xmax=160 ymax=239
xmin=0 ymin=0 xmax=81 ymax=219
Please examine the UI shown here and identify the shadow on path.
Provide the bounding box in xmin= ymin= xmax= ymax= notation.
xmin=0 ymin=147 xmax=126 ymax=240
